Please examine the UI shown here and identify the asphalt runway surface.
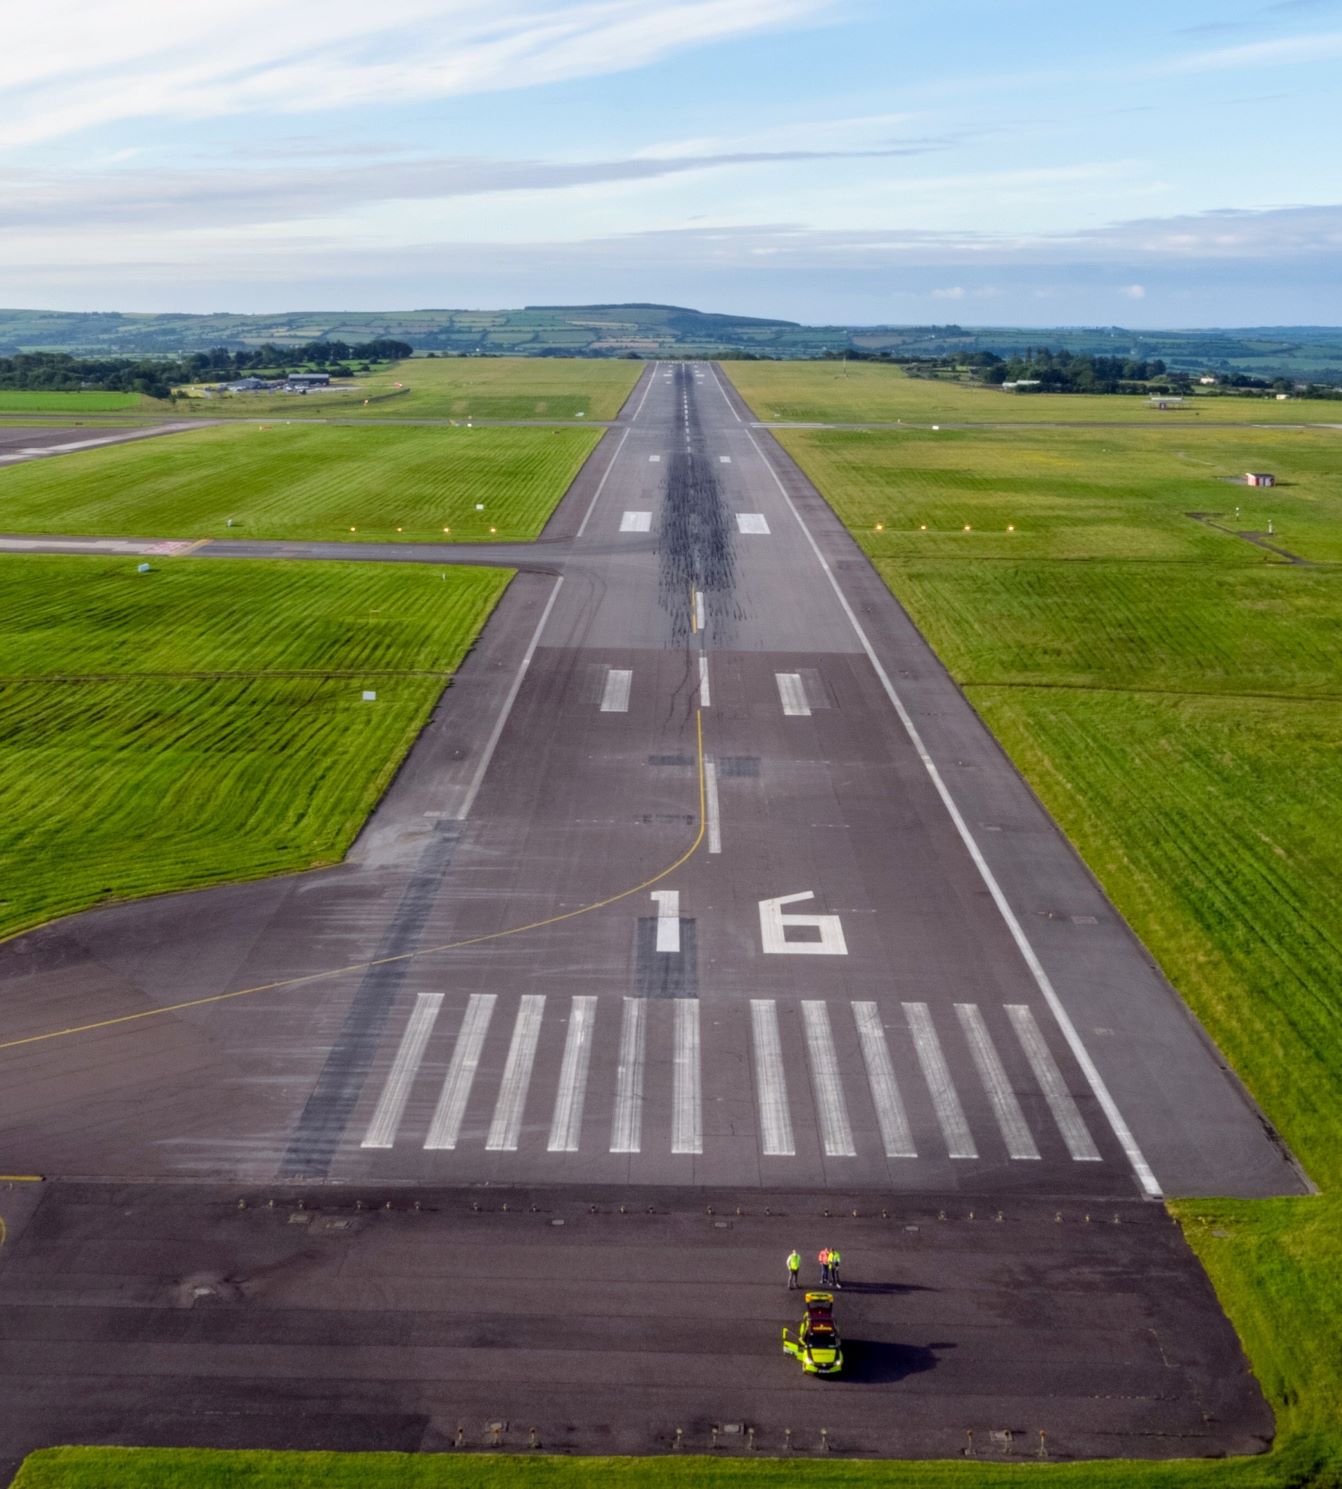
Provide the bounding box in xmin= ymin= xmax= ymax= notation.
xmin=0 ymin=1180 xmax=1272 ymax=1474
xmin=0 ymin=362 xmax=1305 ymax=1467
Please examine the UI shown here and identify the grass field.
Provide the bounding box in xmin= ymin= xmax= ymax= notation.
xmin=726 ymin=360 xmax=1342 ymax=427
xmin=0 ymin=555 xmax=509 ymax=939
xmin=0 ymin=422 xmax=600 ymax=542
xmin=186 ymin=356 xmax=642 ymax=422
xmin=0 ymin=390 xmax=147 ymax=413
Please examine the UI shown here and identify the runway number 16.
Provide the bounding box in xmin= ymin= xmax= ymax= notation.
xmin=759 ymin=892 xmax=848 ymax=956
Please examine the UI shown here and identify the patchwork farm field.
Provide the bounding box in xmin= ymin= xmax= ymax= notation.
xmin=726 ymin=359 xmax=1342 ymax=426
xmin=0 ymin=555 xmax=509 ymax=939
xmin=189 ymin=355 xmax=642 ymax=422
xmin=766 ymin=419 xmax=1342 ymax=1484
xmin=0 ymin=422 xmax=600 ymax=542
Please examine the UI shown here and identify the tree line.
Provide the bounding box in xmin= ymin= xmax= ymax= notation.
xmin=0 ymin=339 xmax=413 ymax=400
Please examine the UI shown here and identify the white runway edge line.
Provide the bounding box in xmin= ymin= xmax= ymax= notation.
xmin=672 ymin=999 xmax=703 ymax=1154
xmin=704 ymin=759 xmax=723 ymax=854
xmin=851 ymin=1002 xmax=916 ymax=1158
xmin=955 ymin=1003 xmax=1040 ymax=1160
xmin=1007 ymin=1004 xmax=1102 ymax=1161
xmin=904 ymin=1002 xmax=978 ymax=1160
xmin=651 ymin=889 xmax=681 ymax=954
xmin=575 ymin=426 xmax=631 ymax=539
xmin=600 ymin=668 xmax=632 ymax=713
xmin=698 ymin=654 xmax=712 ymax=707
xmin=361 ymin=992 xmax=443 ymax=1149
xmin=610 ymin=998 xmax=648 ymax=1154
xmin=726 ymin=369 xmax=1162 ymax=1198
xmin=801 ymin=1001 xmax=856 ymax=1157
xmin=454 ymin=575 xmax=564 ymax=821
xmin=750 ymin=999 xmax=795 ymax=1156
xmin=424 ymin=993 xmax=497 ymax=1150
xmin=776 ymin=672 xmax=810 ymax=717
xmin=548 ymin=995 xmax=597 ymax=1152
xmin=486 ymin=995 xmax=546 ymax=1152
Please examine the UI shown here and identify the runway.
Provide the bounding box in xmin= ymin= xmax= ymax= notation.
xmin=0 ymin=363 xmax=1305 ymax=1201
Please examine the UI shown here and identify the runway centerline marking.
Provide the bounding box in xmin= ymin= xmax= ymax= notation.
xmin=672 ymin=999 xmax=703 ymax=1154
xmin=739 ymin=410 xmax=1161 ymax=1198
xmin=651 ymin=890 xmax=681 ymax=954
xmin=904 ymin=1002 xmax=977 ymax=1160
xmin=956 ymin=1002 xmax=1040 ymax=1161
xmin=360 ymin=992 xmax=442 ymax=1150
xmin=704 ymin=759 xmax=722 ymax=854
xmin=698 ymin=654 xmax=711 ymax=707
xmin=424 ymin=993 xmax=496 ymax=1150
xmin=486 ymin=995 xmax=546 ymax=1152
xmin=694 ymin=590 xmax=705 ymax=632
xmin=600 ymin=668 xmax=632 ymax=713
xmin=750 ymin=1000 xmax=795 ymax=1157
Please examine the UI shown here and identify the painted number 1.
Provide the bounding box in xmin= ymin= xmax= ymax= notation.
xmin=759 ymin=892 xmax=848 ymax=956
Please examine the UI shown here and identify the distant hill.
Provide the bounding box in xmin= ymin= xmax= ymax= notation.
xmin=0 ymin=304 xmax=1338 ymax=379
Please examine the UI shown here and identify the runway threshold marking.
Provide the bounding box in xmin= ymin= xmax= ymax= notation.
xmin=851 ymin=1002 xmax=916 ymax=1158
xmin=750 ymin=999 xmax=795 ymax=1157
xmin=956 ymin=1002 xmax=1040 ymax=1160
xmin=905 ymin=1001 xmax=978 ymax=1160
xmin=1007 ymin=1004 xmax=1102 ymax=1161
xmin=424 ymin=993 xmax=496 ymax=1150
xmin=801 ymin=1001 xmax=856 ymax=1157
xmin=487 ymin=995 xmax=547 ymax=1151
xmin=360 ymin=991 xmax=442 ymax=1149
xmin=738 ymin=413 xmax=1163 ymax=1199
xmin=610 ymin=998 xmax=648 ymax=1154
xmin=0 ymin=716 xmax=708 ymax=1058
xmin=671 ymin=998 xmax=703 ymax=1155
xmin=548 ymin=996 xmax=598 ymax=1152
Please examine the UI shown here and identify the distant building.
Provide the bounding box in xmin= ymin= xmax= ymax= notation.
xmin=1198 ymin=375 xmax=1218 ymax=385
xmin=1149 ymin=395 xmax=1184 ymax=409
xmin=1002 ymin=379 xmax=1042 ymax=391
xmin=287 ymin=372 xmax=331 ymax=388
xmin=225 ymin=377 xmax=267 ymax=392
xmin=1275 ymin=392 xmax=1290 ymax=401
xmin=1246 ymin=472 xmax=1276 ymax=488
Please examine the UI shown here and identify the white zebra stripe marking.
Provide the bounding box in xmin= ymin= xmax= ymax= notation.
xmin=547 ymin=996 xmax=597 ymax=1152
xmin=904 ymin=1002 xmax=977 ymax=1159
xmin=776 ymin=672 xmax=810 ymax=717
xmin=600 ymin=668 xmax=632 ymax=713
xmin=610 ymin=998 xmax=648 ymax=1154
xmin=955 ymin=1003 xmax=1040 ymax=1160
xmin=750 ymin=1000 xmax=795 ymax=1156
xmin=1007 ymin=1005 xmax=1103 ymax=1161
xmin=851 ymin=1002 xmax=916 ymax=1158
xmin=361 ymin=992 xmax=442 ymax=1149
xmin=672 ymin=999 xmax=703 ymax=1154
xmin=801 ymin=1001 xmax=856 ymax=1157
xmin=485 ymin=995 xmax=546 ymax=1151
xmin=424 ymin=994 xmax=496 ymax=1150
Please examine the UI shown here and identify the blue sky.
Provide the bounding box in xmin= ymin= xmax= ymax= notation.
xmin=4 ymin=0 xmax=1340 ymax=324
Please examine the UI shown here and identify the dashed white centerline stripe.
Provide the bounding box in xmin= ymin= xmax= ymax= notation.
xmin=672 ymin=999 xmax=703 ymax=1154
xmin=704 ymin=759 xmax=722 ymax=854
xmin=776 ymin=672 xmax=810 ymax=716
xmin=695 ymin=590 xmax=706 ymax=631
xmin=750 ymin=1000 xmax=795 ymax=1157
xmin=600 ymin=668 xmax=632 ymax=713
xmin=736 ymin=398 xmax=1161 ymax=1198
xmin=424 ymin=993 xmax=496 ymax=1150
xmin=851 ymin=1002 xmax=916 ymax=1158
xmin=610 ymin=998 xmax=647 ymax=1154
xmin=651 ymin=889 xmax=681 ymax=953
xmin=801 ymin=1001 xmax=856 ymax=1157
xmin=904 ymin=1002 xmax=978 ymax=1159
xmin=955 ymin=1003 xmax=1040 ymax=1160
xmin=548 ymin=996 xmax=597 ymax=1152
xmin=698 ymin=654 xmax=712 ymax=706
xmin=361 ymin=992 xmax=442 ymax=1149
xmin=1007 ymin=1005 xmax=1103 ymax=1161
xmin=485 ymin=995 xmax=546 ymax=1152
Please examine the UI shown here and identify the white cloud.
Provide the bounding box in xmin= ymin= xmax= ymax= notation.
xmin=1161 ymin=26 xmax=1342 ymax=71
xmin=0 ymin=0 xmax=834 ymax=148
xmin=930 ymin=286 xmax=966 ymax=299
xmin=1121 ymin=283 xmax=1147 ymax=299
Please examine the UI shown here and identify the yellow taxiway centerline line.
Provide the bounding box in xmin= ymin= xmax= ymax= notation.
xmin=0 ymin=712 xmax=708 ymax=1056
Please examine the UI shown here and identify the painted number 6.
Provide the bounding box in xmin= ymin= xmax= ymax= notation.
xmin=758 ymin=892 xmax=848 ymax=956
